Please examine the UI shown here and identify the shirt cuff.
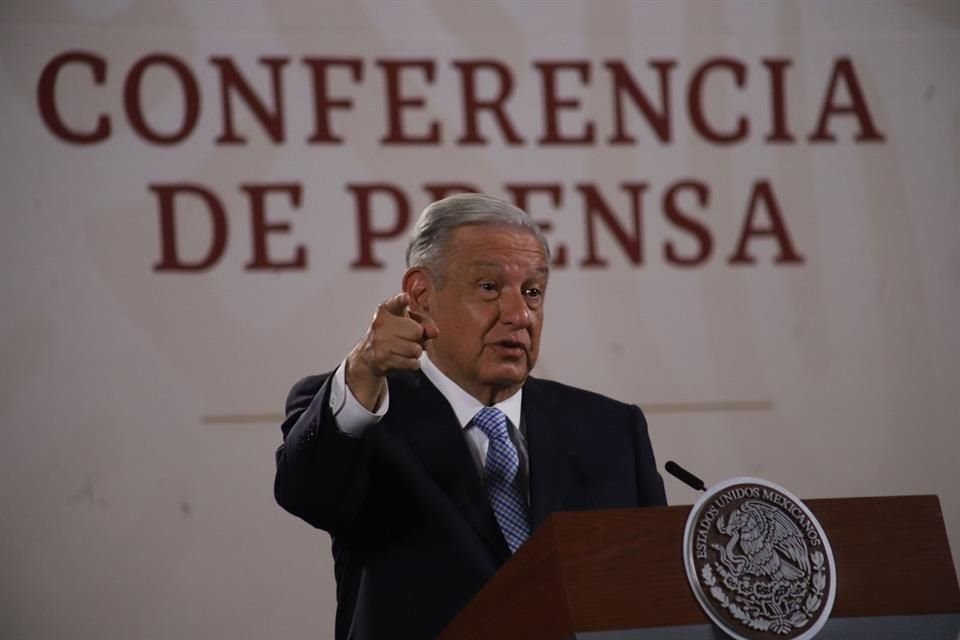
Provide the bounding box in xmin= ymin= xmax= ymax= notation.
xmin=329 ymin=358 xmax=389 ymax=437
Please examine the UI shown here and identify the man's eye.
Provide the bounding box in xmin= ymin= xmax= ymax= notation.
xmin=524 ymin=288 xmax=542 ymax=298
xmin=479 ymin=282 xmax=497 ymax=292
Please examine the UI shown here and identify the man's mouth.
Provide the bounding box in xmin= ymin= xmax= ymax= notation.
xmin=491 ymin=340 xmax=528 ymax=357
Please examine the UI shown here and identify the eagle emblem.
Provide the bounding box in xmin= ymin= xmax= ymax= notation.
xmin=714 ymin=500 xmax=810 ymax=582
xmin=683 ymin=478 xmax=836 ymax=640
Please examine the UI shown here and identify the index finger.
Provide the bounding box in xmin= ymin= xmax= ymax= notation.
xmin=380 ymin=292 xmax=410 ymax=317
xmin=408 ymin=310 xmax=440 ymax=341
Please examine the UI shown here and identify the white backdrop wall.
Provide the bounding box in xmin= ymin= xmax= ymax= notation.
xmin=2 ymin=1 xmax=958 ymax=637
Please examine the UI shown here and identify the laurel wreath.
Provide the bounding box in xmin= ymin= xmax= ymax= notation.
xmin=701 ymin=550 xmax=827 ymax=634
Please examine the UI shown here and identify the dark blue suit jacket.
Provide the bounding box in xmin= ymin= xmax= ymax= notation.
xmin=274 ymin=370 xmax=666 ymax=640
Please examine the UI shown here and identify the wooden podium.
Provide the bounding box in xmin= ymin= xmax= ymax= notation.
xmin=440 ymin=495 xmax=960 ymax=639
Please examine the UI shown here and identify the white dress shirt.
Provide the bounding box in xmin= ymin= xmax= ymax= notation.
xmin=328 ymin=353 xmax=528 ymax=483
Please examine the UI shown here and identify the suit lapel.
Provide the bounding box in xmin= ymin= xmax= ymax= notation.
xmin=523 ymin=378 xmax=579 ymax=530
xmin=395 ymin=371 xmax=509 ymax=559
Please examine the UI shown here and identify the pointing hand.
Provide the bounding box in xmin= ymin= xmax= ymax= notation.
xmin=345 ymin=293 xmax=439 ymax=411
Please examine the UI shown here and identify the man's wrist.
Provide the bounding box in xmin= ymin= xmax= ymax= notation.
xmin=331 ymin=360 xmax=389 ymax=437
xmin=345 ymin=353 xmax=386 ymax=413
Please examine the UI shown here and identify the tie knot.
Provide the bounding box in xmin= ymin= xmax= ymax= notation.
xmin=472 ymin=407 xmax=509 ymax=441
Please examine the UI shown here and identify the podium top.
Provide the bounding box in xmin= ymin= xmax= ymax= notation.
xmin=441 ymin=495 xmax=960 ymax=639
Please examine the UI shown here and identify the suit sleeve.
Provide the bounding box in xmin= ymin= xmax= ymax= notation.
xmin=274 ymin=373 xmax=372 ymax=533
xmin=631 ymin=405 xmax=667 ymax=506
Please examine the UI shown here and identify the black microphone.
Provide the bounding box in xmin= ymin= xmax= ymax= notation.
xmin=665 ymin=460 xmax=707 ymax=492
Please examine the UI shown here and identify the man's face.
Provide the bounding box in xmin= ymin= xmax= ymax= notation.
xmin=420 ymin=225 xmax=549 ymax=404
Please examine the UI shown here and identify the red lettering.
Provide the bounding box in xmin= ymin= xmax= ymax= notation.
xmin=689 ymin=57 xmax=748 ymax=144
xmin=36 ymin=51 xmax=110 ymax=144
xmin=347 ymin=183 xmax=411 ymax=269
xmin=453 ymin=60 xmax=524 ymax=145
xmin=763 ymin=58 xmax=795 ymax=143
xmin=303 ymin=57 xmax=363 ymax=144
xmin=663 ymin=180 xmax=712 ymax=266
xmin=535 ymin=61 xmax=595 ymax=145
xmin=150 ymin=183 xmax=228 ymax=272
xmin=728 ymin=180 xmax=804 ymax=264
xmin=241 ymin=183 xmax=306 ymax=270
xmin=606 ymin=59 xmax=675 ymax=144
xmin=579 ymin=183 xmax=647 ymax=267
xmin=211 ymin=56 xmax=289 ymax=144
xmin=125 ymin=54 xmax=199 ymax=145
xmin=809 ymin=57 xmax=885 ymax=142
xmin=377 ymin=60 xmax=441 ymax=144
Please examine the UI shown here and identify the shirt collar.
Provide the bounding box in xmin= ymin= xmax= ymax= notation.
xmin=419 ymin=352 xmax=523 ymax=430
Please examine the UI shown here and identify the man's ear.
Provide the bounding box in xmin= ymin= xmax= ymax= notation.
xmin=402 ymin=268 xmax=433 ymax=313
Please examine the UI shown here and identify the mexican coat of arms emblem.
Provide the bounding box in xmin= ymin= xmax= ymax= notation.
xmin=682 ymin=477 xmax=837 ymax=640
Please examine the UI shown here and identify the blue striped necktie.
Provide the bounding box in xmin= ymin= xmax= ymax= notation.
xmin=471 ymin=407 xmax=530 ymax=553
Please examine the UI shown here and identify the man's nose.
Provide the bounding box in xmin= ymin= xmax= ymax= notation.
xmin=499 ymin=288 xmax=532 ymax=327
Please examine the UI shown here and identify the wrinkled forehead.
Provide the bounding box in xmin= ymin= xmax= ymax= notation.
xmin=453 ymin=225 xmax=549 ymax=259
xmin=435 ymin=224 xmax=550 ymax=284
xmin=464 ymin=259 xmax=550 ymax=280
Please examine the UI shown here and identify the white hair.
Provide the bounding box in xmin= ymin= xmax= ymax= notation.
xmin=405 ymin=193 xmax=551 ymax=282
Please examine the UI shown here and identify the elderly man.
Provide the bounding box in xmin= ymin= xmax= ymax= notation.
xmin=274 ymin=193 xmax=666 ymax=640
